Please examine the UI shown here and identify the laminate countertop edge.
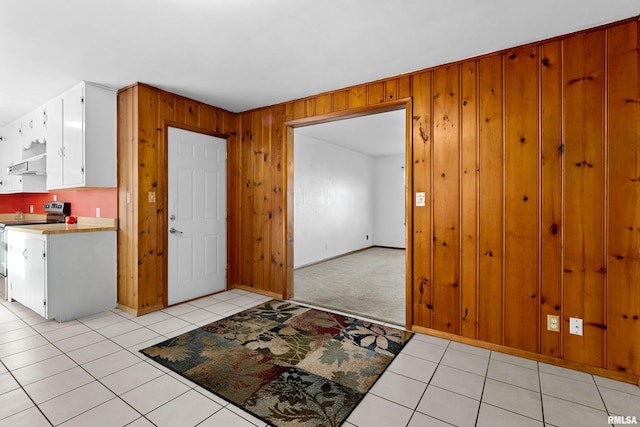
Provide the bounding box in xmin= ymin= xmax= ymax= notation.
xmin=4 ymin=217 xmax=118 ymax=235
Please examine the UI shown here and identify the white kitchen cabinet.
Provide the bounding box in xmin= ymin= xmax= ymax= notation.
xmin=47 ymin=81 xmax=116 ymax=189
xmin=7 ymin=229 xmax=117 ymax=322
xmin=0 ymin=128 xmax=9 ymax=193
xmin=6 ymin=233 xmax=46 ymax=317
xmin=0 ymin=120 xmax=46 ymax=194
xmin=45 ymin=96 xmax=63 ymax=187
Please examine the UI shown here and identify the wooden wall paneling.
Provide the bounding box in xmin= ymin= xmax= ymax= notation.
xmin=460 ymin=60 xmax=479 ymax=339
xmin=269 ymin=106 xmax=287 ymax=296
xmin=315 ymin=94 xmax=333 ymax=116
xmin=227 ymin=114 xmax=241 ymax=289
xmin=562 ymin=30 xmax=605 ymax=367
xmin=260 ymin=109 xmax=273 ymax=293
xmin=289 ymin=100 xmax=307 ymax=122
xmin=368 ymin=82 xmax=385 ymax=104
xmin=404 ymin=102 xmax=414 ymax=327
xmin=605 ymin=21 xmax=640 ymax=376
xmin=285 ymin=124 xmax=295 ymax=299
xmin=199 ymin=103 xmax=216 ymax=131
xmin=504 ymin=47 xmax=540 ymax=352
xmin=432 ymin=65 xmax=461 ymax=333
xmin=540 ymin=41 xmax=564 ymax=358
xmin=384 ymin=78 xmax=398 ymax=102
xmin=332 ymin=90 xmax=348 ymax=112
xmin=477 ymin=55 xmax=505 ymax=344
xmin=240 ymin=112 xmax=255 ymax=288
xmin=158 ymin=91 xmax=179 ymax=307
xmin=174 ymin=97 xmax=185 ymax=125
xmin=116 ymin=86 xmax=137 ymax=310
xmin=183 ymin=99 xmax=199 ymax=127
xmin=252 ymin=110 xmax=267 ymax=291
xmin=304 ymin=99 xmax=316 ymax=118
xmin=136 ymin=85 xmax=163 ymax=312
xmin=398 ymin=76 xmax=412 ymax=100
xmin=411 ymin=71 xmax=433 ymax=328
xmin=348 ymin=86 xmax=367 ymax=109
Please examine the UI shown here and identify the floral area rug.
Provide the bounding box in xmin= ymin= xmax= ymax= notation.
xmin=140 ymin=299 xmax=413 ymax=427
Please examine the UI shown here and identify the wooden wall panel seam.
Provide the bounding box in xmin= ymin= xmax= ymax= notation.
xmin=475 ymin=59 xmax=481 ymax=340
xmin=602 ymin=29 xmax=609 ymax=369
xmin=501 ymin=52 xmax=507 ymax=347
xmin=430 ymin=70 xmax=435 ymax=329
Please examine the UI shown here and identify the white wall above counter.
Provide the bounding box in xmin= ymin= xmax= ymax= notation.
xmin=0 ymin=81 xmax=117 ymax=194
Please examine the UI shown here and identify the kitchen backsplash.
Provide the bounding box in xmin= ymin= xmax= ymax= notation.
xmin=0 ymin=188 xmax=116 ymax=217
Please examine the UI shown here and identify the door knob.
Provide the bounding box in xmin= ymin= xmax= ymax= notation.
xmin=169 ymin=227 xmax=183 ymax=235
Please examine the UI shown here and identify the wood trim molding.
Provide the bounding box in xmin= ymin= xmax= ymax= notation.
xmin=284 ymin=99 xmax=414 ymax=328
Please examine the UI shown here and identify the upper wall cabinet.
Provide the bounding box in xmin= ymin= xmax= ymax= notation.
xmin=47 ymin=82 xmax=117 ymax=189
xmin=0 ymin=120 xmax=47 ymax=194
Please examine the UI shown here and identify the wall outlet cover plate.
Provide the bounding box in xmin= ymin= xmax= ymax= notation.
xmin=569 ymin=317 xmax=583 ymax=336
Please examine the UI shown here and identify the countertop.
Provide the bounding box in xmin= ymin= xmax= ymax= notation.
xmin=4 ymin=217 xmax=118 ymax=235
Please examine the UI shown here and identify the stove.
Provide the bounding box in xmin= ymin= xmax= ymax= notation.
xmin=0 ymin=202 xmax=70 ymax=299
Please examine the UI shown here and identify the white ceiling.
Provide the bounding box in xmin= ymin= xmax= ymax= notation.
xmin=295 ymin=109 xmax=406 ymax=156
xmin=1 ymin=0 xmax=639 ymax=129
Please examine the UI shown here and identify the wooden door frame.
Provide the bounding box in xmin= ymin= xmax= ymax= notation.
xmin=283 ymin=98 xmax=414 ymax=327
xmin=162 ymin=121 xmax=232 ymax=308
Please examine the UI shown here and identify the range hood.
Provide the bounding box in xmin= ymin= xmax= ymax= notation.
xmin=7 ymin=154 xmax=46 ymax=175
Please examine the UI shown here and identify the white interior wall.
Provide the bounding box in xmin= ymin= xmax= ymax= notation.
xmin=374 ymin=154 xmax=406 ymax=248
xmin=294 ymin=134 xmax=374 ymax=268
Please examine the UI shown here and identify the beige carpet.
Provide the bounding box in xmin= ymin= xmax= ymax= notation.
xmin=293 ymin=247 xmax=406 ymax=326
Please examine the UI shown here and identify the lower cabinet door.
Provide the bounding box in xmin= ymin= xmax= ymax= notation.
xmin=7 ymin=231 xmax=46 ymax=318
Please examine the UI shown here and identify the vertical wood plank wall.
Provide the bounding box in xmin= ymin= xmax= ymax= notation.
xmin=230 ymin=19 xmax=640 ymax=378
xmin=117 ymin=83 xmax=237 ymax=316
xmin=117 ymin=18 xmax=639 ymax=379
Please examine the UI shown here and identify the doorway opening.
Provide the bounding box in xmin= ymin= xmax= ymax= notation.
xmin=289 ymin=108 xmax=408 ymax=326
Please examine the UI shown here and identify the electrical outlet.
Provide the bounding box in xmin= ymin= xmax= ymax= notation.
xmin=547 ymin=314 xmax=560 ymax=332
xmin=570 ymin=317 xmax=583 ymax=336
xmin=96 ymin=207 xmax=101 ymax=218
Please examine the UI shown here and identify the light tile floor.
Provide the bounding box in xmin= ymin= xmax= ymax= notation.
xmin=0 ymin=289 xmax=638 ymax=426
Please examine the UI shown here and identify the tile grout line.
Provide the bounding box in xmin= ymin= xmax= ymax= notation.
xmin=472 ymin=350 xmax=492 ymax=427
xmin=0 ymin=357 xmax=54 ymax=425
xmin=537 ymin=360 xmax=546 ymax=426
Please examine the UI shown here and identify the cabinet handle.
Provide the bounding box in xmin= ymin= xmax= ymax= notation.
xmin=22 ymin=249 xmax=27 ymax=259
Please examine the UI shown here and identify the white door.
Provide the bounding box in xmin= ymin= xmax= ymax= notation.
xmin=168 ymin=127 xmax=227 ymax=305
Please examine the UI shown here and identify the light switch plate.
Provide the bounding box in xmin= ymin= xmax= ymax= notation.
xmin=569 ymin=317 xmax=583 ymax=336
xmin=416 ymin=192 xmax=426 ymax=207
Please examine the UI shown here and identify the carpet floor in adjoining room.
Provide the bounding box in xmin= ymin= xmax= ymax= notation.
xmin=293 ymin=247 xmax=406 ymax=326
xmin=140 ymin=299 xmax=413 ymax=427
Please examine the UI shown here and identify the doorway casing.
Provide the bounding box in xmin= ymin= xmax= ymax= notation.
xmin=284 ymin=98 xmax=414 ymax=327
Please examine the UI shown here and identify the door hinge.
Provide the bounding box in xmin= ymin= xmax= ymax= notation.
xmin=42 ymin=251 xmax=46 ymax=260
xmin=43 ymin=299 xmax=46 ymax=308
xmin=81 ymin=166 xmax=85 ymax=175
xmin=81 ymin=96 xmax=85 ymax=105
